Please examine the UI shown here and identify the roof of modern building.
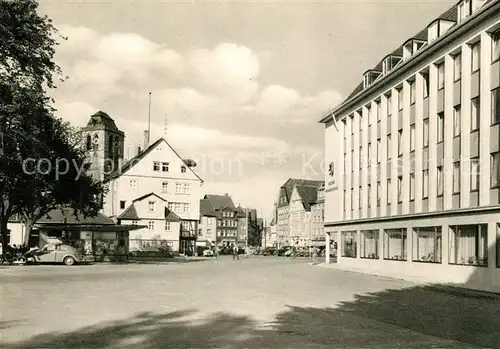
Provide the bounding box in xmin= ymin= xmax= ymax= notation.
xmin=203 ymin=194 xmax=236 ymax=211
xmin=200 ymin=199 xmax=217 ymax=217
xmin=321 ymin=0 xmax=497 ymax=123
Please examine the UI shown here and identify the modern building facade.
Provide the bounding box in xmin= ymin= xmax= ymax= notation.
xmin=320 ymin=0 xmax=500 ymax=290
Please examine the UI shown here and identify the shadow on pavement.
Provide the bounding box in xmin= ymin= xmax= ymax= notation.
xmin=5 ymin=285 xmax=500 ymax=349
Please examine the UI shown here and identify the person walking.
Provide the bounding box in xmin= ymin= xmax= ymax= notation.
xmin=312 ymin=246 xmax=318 ymax=265
xmin=232 ymin=244 xmax=239 ymax=260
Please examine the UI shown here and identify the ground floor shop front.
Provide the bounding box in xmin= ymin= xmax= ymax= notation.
xmin=325 ymin=207 xmax=500 ymax=291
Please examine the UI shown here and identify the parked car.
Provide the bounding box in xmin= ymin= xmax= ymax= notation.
xmin=202 ymin=248 xmax=214 ymax=257
xmin=31 ymin=243 xmax=85 ymax=266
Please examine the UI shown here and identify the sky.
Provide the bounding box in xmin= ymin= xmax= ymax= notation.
xmin=38 ymin=0 xmax=456 ymax=220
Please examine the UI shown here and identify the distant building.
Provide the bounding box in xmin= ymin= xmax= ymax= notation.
xmin=310 ymin=183 xmax=326 ymax=244
xmin=275 ymin=178 xmax=323 ymax=247
xmin=320 ymin=0 xmax=500 ymax=288
xmin=198 ymin=199 xmax=217 ymax=248
xmin=203 ymin=194 xmax=238 ymax=247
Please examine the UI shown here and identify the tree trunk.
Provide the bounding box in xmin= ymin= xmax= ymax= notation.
xmin=0 ymin=218 xmax=9 ymax=249
xmin=23 ymin=219 xmax=33 ymax=246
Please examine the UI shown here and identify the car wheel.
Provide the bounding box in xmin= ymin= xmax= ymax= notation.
xmin=64 ymin=256 xmax=76 ymax=266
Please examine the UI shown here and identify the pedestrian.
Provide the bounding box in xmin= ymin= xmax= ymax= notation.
xmin=312 ymin=246 xmax=318 ymax=265
xmin=245 ymin=246 xmax=249 ymax=258
xmin=232 ymin=244 xmax=239 ymax=260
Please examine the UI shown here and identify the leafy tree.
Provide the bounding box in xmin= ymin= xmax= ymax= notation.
xmin=0 ymin=0 xmax=104 ymax=247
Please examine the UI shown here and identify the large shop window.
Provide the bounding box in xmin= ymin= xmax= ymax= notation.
xmin=449 ymin=224 xmax=488 ymax=266
xmin=341 ymin=231 xmax=357 ymax=258
xmin=384 ymin=228 xmax=407 ymax=261
xmin=360 ymin=230 xmax=379 ymax=259
xmin=412 ymin=227 xmax=442 ymax=263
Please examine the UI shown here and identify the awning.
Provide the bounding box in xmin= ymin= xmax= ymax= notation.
xmin=34 ymin=224 xmax=147 ymax=232
xmin=310 ymin=241 xmax=326 ymax=247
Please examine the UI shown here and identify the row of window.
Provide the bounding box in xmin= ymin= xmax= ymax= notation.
xmin=218 ymin=219 xmax=237 ymax=227
xmin=152 ymin=161 xmax=187 ymax=174
xmin=344 ymin=89 xmax=500 ymax=170
xmin=343 ymin=151 xmax=499 ymax=210
xmin=127 ymin=180 xmax=192 ymax=194
xmin=341 ymin=223 xmax=498 ymax=267
xmin=219 ymin=231 xmax=237 ymax=238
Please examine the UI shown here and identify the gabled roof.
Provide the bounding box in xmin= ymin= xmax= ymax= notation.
xmin=200 ymin=199 xmax=217 ymax=217
xmin=295 ymin=185 xmax=322 ymax=211
xmin=278 ymin=178 xmax=324 ymax=208
xmin=164 ymin=208 xmax=181 ymax=222
xmin=104 ymin=137 xmax=203 ymax=183
xmin=132 ymin=192 xmax=166 ymax=203
xmin=37 ymin=208 xmax=115 ymax=225
xmin=118 ymin=204 xmax=139 ymax=220
xmin=203 ymin=194 xmax=236 ymax=211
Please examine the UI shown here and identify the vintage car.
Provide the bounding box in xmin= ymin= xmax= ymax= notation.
xmin=32 ymin=243 xmax=86 ymax=266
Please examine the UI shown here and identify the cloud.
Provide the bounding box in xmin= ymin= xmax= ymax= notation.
xmin=53 ymin=100 xmax=97 ymax=127
xmin=57 ymin=25 xmax=98 ymax=55
xmin=256 ymin=85 xmax=302 ymax=116
xmin=190 ymin=43 xmax=260 ymax=104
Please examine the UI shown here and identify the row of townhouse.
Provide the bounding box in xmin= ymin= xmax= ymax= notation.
xmin=320 ymin=0 xmax=500 ymax=290
xmin=272 ymin=178 xmax=326 ymax=248
xmin=198 ymin=194 xmax=262 ymax=249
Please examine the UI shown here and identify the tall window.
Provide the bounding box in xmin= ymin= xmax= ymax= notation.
xmin=422 ymin=72 xmax=430 ymax=98
xmin=492 ymin=88 xmax=500 ymax=125
xmin=423 ymin=118 xmax=429 ymax=147
xmin=359 ymin=186 xmax=362 ymax=209
xmin=471 ymin=42 xmax=481 ymax=72
xmin=493 ymin=30 xmax=500 ymax=62
xmin=437 ymin=166 xmax=444 ymax=196
xmin=397 ymin=88 xmax=403 ymax=110
xmin=376 ymin=101 xmax=381 ymax=121
xmin=453 ymin=162 xmax=461 ymax=194
xmin=153 ymin=162 xmax=160 ymax=171
xmin=387 ymin=134 xmax=392 ymax=160
xmin=359 ymin=147 xmax=363 ymax=169
xmin=413 ymin=227 xmax=442 ymax=263
xmin=343 ymin=190 xmax=347 ymax=212
xmin=397 ymin=176 xmax=403 ymax=203
xmin=368 ymin=143 xmax=372 ymax=165
xmin=148 ymin=221 xmax=155 ymax=230
xmin=162 ymin=182 xmax=168 ymax=193
xmin=471 ymin=97 xmax=480 ymax=131
xmin=181 ymin=165 xmax=187 ymax=173
xmin=377 ymin=182 xmax=381 ymax=206
xmin=437 ymin=112 xmax=444 ymax=143
xmin=422 ymin=169 xmax=429 ymax=199
xmin=129 ymin=180 xmax=137 ymax=191
xmin=453 ymin=106 xmax=461 ymax=137
xmin=409 ymin=173 xmax=415 ymax=201
xmin=449 ymin=224 xmax=488 ymax=266
xmin=398 ymin=130 xmax=403 ymax=156
xmin=361 ymin=230 xmax=379 ymax=259
xmin=491 ymin=152 xmax=500 ymax=188
xmin=470 ymin=158 xmax=480 ymax=191
xmin=377 ymin=139 xmax=381 ymax=163
xmin=367 ymin=184 xmax=372 ymax=208
xmin=367 ymin=106 xmax=372 ymax=126
xmin=384 ymin=228 xmax=407 ymax=261
xmin=165 ymin=222 xmax=171 ymax=231
xmin=387 ymin=178 xmax=392 ymax=204
xmin=410 ymin=125 xmax=415 ymax=152
xmin=387 ymin=94 xmax=392 ymax=115
xmin=410 ymin=80 xmax=416 ymax=104
xmin=351 ymin=150 xmax=354 ymax=172
xmin=453 ymin=53 xmax=462 ymax=81
xmin=176 ymin=183 xmax=183 ymax=193
xmin=162 ymin=162 xmax=169 ymax=172
xmin=350 ymin=188 xmax=354 ymax=210
xmin=437 ymin=63 xmax=445 ymax=90
xmin=359 ymin=113 xmax=363 ymax=130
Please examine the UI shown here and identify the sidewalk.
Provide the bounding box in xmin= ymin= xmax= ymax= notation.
xmin=316 ymin=262 xmax=500 ymax=296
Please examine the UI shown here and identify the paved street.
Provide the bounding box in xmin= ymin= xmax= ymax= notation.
xmin=1 ymin=256 xmax=499 ymax=348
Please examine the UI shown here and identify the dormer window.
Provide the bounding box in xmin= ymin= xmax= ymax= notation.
xmin=382 ymin=56 xmax=402 ymax=75
xmin=403 ymin=40 xmax=426 ymax=60
xmin=459 ymin=0 xmax=471 ymax=21
xmin=428 ymin=21 xmax=439 ymax=42
xmin=472 ymin=0 xmax=487 ymax=15
xmin=363 ymin=70 xmax=382 ymax=88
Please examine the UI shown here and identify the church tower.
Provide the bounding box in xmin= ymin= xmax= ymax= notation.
xmin=81 ymin=111 xmax=125 ymax=181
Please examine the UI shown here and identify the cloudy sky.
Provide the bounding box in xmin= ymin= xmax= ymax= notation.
xmin=39 ymin=0 xmax=455 ymax=219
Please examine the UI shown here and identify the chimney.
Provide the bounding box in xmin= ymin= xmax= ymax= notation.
xmin=137 ymin=146 xmax=142 ymax=156
xmin=143 ymin=130 xmax=149 ymax=150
